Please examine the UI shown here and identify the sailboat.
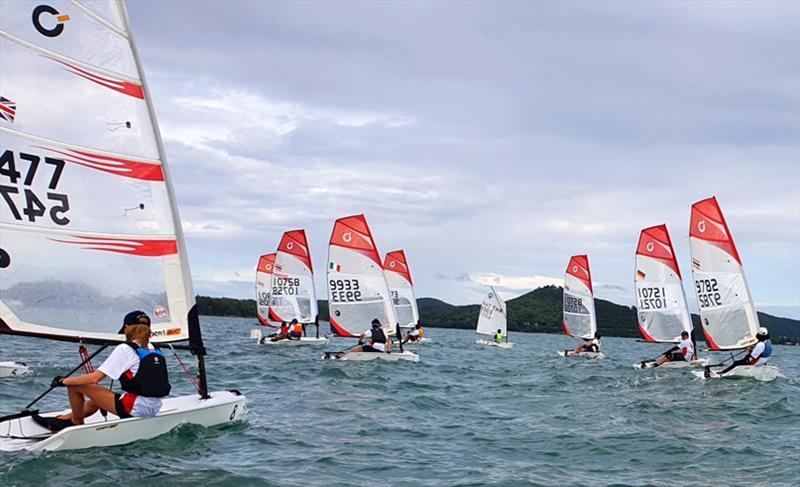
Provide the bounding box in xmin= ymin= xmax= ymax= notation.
xmin=255 ymin=253 xmax=276 ymax=327
xmin=558 ymin=255 xmax=604 ymax=358
xmin=383 ymin=249 xmax=426 ymax=343
xmin=688 ymin=197 xmax=780 ymax=381
xmin=255 ymin=230 xmax=328 ymax=346
xmin=323 ymin=215 xmax=418 ymax=362
xmin=0 ymin=361 xmax=29 ymax=378
xmin=0 ymin=0 xmax=246 ymax=451
xmin=475 ymin=286 xmax=513 ymax=349
xmin=633 ymin=225 xmax=708 ymax=369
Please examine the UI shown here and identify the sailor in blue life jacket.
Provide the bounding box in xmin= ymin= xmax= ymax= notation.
xmin=32 ymin=311 xmax=171 ymax=433
xmin=347 ymin=319 xmax=392 ymax=353
xmin=494 ymin=329 xmax=504 ymax=344
xmin=569 ymin=331 xmax=601 ymax=355
xmin=716 ymin=327 xmax=773 ymax=376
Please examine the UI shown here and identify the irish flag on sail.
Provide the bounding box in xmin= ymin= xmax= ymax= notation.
xmin=327 ymin=214 xmax=397 ymax=337
xmin=563 ymin=255 xmax=596 ymax=339
xmin=635 ymin=225 xmax=693 ymax=342
xmin=269 ymin=229 xmax=318 ymax=324
xmin=255 ymin=253 xmax=276 ymax=327
xmin=383 ymin=249 xmax=419 ymax=327
xmin=689 ymin=196 xmax=759 ymax=350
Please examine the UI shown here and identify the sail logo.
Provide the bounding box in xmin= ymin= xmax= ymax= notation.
xmin=389 ymin=261 xmax=395 ymax=268
xmin=286 ymin=241 xmax=294 ymax=250
xmin=646 ymin=241 xmax=655 ymax=252
xmin=33 ymin=5 xmax=71 ymax=38
xmin=154 ymin=305 xmax=168 ymax=320
xmin=697 ymin=219 xmax=706 ymax=233
xmin=266 ymin=264 xmax=272 ymax=271
xmin=342 ymin=231 xmax=352 ymax=243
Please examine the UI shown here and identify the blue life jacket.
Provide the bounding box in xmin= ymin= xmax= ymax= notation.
xmin=761 ymin=340 xmax=773 ymax=358
xmin=120 ymin=343 xmax=171 ymax=398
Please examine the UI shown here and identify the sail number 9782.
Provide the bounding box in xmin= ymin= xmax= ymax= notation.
xmin=0 ymin=150 xmax=70 ymax=225
xmin=330 ymin=279 xmax=361 ymax=302
xmin=695 ymin=279 xmax=722 ymax=308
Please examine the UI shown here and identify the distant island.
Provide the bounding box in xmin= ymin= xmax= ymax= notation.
xmin=196 ymin=286 xmax=800 ymax=344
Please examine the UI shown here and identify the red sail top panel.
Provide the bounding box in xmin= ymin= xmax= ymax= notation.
xmin=383 ymin=249 xmax=412 ymax=285
xmin=278 ymin=229 xmax=313 ymax=273
xmin=636 ymin=224 xmax=681 ymax=278
xmin=329 ymin=214 xmax=382 ymax=267
xmin=257 ymin=253 xmax=276 ymax=274
xmin=566 ymin=254 xmax=593 ymax=295
xmin=690 ymin=196 xmax=742 ymax=265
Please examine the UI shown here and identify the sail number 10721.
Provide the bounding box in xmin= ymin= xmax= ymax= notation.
xmin=0 ymin=150 xmax=70 ymax=225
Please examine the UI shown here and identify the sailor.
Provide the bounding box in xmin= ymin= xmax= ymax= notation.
xmin=349 ymin=319 xmax=391 ymax=353
xmin=287 ymin=318 xmax=304 ymax=340
xmin=653 ymin=330 xmax=694 ymax=367
xmin=714 ymin=327 xmax=773 ymax=376
xmin=402 ymin=324 xmax=423 ymax=344
xmin=494 ymin=329 xmax=504 ymax=344
xmin=569 ymin=332 xmax=601 ymax=355
xmin=270 ymin=321 xmax=290 ymax=341
xmin=33 ymin=311 xmax=170 ymax=432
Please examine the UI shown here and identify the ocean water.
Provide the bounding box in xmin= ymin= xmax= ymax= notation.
xmin=1 ymin=316 xmax=799 ymax=486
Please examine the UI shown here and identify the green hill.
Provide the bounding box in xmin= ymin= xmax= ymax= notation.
xmin=195 ymin=286 xmax=800 ymax=343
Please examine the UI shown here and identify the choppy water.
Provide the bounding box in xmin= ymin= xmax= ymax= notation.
xmin=1 ymin=316 xmax=799 ymax=486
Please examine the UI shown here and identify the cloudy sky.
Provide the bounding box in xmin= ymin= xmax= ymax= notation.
xmin=127 ymin=1 xmax=799 ymax=318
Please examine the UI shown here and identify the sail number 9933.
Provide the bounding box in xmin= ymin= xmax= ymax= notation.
xmin=330 ymin=279 xmax=361 ymax=302
xmin=0 ymin=150 xmax=70 ymax=225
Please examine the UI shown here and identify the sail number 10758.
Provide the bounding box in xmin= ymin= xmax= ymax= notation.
xmin=0 ymin=150 xmax=70 ymax=225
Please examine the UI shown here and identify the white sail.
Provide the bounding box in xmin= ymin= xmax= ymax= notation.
xmin=383 ymin=249 xmax=419 ymax=327
xmin=563 ymin=255 xmax=596 ymax=339
xmin=689 ymin=196 xmax=759 ymax=350
xmin=0 ymin=0 xmax=196 ymax=344
xmin=476 ymin=286 xmax=507 ymax=336
xmin=255 ymin=253 xmax=275 ymax=327
xmin=327 ymin=214 xmax=397 ymax=337
xmin=270 ymin=229 xmax=318 ymax=324
xmin=635 ymin=225 xmax=693 ymax=342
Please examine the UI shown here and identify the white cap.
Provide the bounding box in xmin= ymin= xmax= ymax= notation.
xmin=757 ymin=327 xmax=769 ymax=336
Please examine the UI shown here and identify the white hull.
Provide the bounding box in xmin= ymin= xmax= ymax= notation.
xmin=0 ymin=391 xmax=246 ymax=452
xmin=404 ymin=337 xmax=430 ymax=345
xmin=0 ymin=361 xmax=29 ymax=378
xmin=250 ymin=329 xmax=329 ymax=346
xmin=633 ymin=358 xmax=710 ymax=369
xmin=558 ymin=351 xmax=605 ymax=359
xmin=322 ymin=351 xmax=419 ymax=362
xmin=693 ymin=365 xmax=781 ymax=381
xmin=476 ymin=339 xmax=514 ymax=349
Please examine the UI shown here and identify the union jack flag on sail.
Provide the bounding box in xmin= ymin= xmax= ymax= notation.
xmin=0 ymin=96 xmax=16 ymax=124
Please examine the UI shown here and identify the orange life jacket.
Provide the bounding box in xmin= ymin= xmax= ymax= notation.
xmin=290 ymin=323 xmax=303 ymax=334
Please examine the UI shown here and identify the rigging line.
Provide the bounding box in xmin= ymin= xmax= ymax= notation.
xmin=167 ymin=343 xmax=200 ymax=395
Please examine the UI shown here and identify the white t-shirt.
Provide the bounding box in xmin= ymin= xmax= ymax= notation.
xmin=590 ymin=338 xmax=600 ymax=350
xmin=408 ymin=329 xmax=420 ymax=337
xmin=363 ymin=329 xmax=386 ymax=352
xmin=750 ymin=341 xmax=770 ymax=365
xmin=677 ymin=338 xmax=694 ymax=361
xmin=98 ymin=343 xmax=163 ymax=417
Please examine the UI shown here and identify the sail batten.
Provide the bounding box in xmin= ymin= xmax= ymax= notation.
xmin=689 ymin=196 xmax=758 ymax=350
xmin=563 ymin=255 xmax=596 ymax=340
xmin=635 ymin=224 xmax=693 ymax=343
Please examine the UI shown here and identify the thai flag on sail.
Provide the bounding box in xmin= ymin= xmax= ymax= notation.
xmin=0 ymin=96 xmax=16 ymax=124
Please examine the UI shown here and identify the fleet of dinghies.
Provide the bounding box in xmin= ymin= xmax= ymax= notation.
xmin=0 ymin=0 xmax=785 ymax=456
xmin=0 ymin=0 xmax=246 ymax=451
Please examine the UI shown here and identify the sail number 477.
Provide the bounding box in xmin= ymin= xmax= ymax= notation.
xmin=0 ymin=150 xmax=70 ymax=225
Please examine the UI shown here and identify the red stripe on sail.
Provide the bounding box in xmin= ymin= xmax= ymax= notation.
xmin=638 ymin=324 xmax=658 ymax=343
xmin=37 ymin=146 xmax=164 ymax=181
xmin=702 ymin=325 xmax=721 ymax=351
xmin=636 ymin=224 xmax=682 ymax=278
xmin=278 ymin=229 xmax=313 ymax=273
xmin=47 ymin=57 xmax=144 ymax=99
xmin=565 ymin=255 xmax=593 ymax=295
xmin=690 ymin=196 xmax=742 ymax=265
xmin=257 ymin=314 xmax=275 ymax=327
xmin=329 ymin=317 xmax=356 ymax=337
xmin=257 ymin=253 xmax=276 ymax=274
xmin=329 ymin=214 xmax=382 ymax=267
xmin=49 ymin=236 xmax=178 ymax=256
xmin=384 ymin=249 xmax=413 ymax=285
xmin=562 ymin=320 xmax=572 ymax=337
xmin=269 ymin=308 xmax=286 ymax=323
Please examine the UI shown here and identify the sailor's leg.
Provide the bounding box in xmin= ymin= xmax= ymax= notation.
xmin=719 ymin=357 xmax=749 ymax=375
xmin=67 ymin=384 xmax=117 ymax=424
